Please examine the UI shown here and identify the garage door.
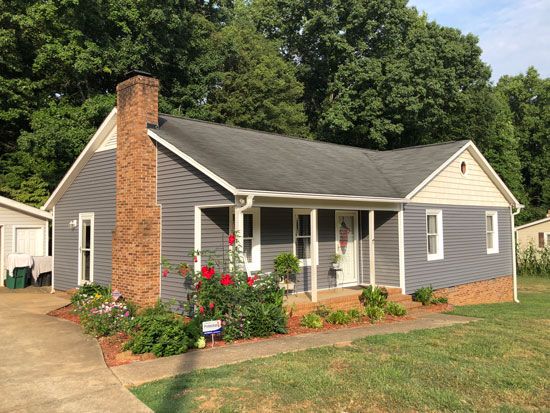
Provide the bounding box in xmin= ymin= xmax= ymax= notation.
xmin=15 ymin=227 xmax=44 ymax=256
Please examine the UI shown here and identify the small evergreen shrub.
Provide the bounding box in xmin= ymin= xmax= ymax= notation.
xmin=326 ymin=310 xmax=352 ymax=325
xmin=347 ymin=308 xmax=362 ymax=321
xmin=314 ymin=304 xmax=331 ymax=318
xmin=360 ymin=285 xmax=388 ymax=308
xmin=432 ymin=296 xmax=448 ymax=304
xmin=300 ymin=313 xmax=324 ymax=329
xmin=385 ymin=301 xmax=407 ymax=317
xmin=413 ymin=286 xmax=434 ymax=305
xmin=364 ymin=305 xmax=385 ymax=323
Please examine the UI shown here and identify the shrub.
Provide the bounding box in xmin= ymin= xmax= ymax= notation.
xmin=314 ymin=304 xmax=331 ymax=318
xmin=360 ymin=285 xmax=388 ymax=308
xmin=300 ymin=313 xmax=324 ymax=329
xmin=432 ymin=296 xmax=448 ymax=304
xmin=364 ymin=305 xmax=385 ymax=323
xmin=413 ymin=286 xmax=434 ymax=305
xmin=385 ymin=301 xmax=407 ymax=317
xmin=245 ymin=302 xmax=288 ymax=338
xmin=517 ymin=244 xmax=550 ymax=277
xmin=71 ymin=283 xmax=111 ymax=307
xmin=125 ymin=303 xmax=201 ymax=357
xmin=347 ymin=308 xmax=362 ymax=321
xmin=78 ymin=300 xmax=134 ymax=336
xmin=326 ymin=310 xmax=352 ymax=325
xmin=273 ymin=252 xmax=301 ymax=285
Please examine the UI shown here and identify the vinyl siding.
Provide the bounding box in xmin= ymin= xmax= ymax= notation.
xmin=53 ymin=150 xmax=116 ymax=290
xmin=157 ymin=144 xmax=233 ymax=301
xmin=403 ymin=203 xmax=513 ymax=294
xmin=374 ymin=211 xmax=399 ymax=286
xmin=0 ymin=206 xmax=49 ymax=283
xmin=412 ymin=149 xmax=509 ymax=207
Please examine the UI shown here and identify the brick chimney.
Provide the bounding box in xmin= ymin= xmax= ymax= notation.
xmin=112 ymin=71 xmax=161 ymax=306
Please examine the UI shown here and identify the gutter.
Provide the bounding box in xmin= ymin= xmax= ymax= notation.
xmin=511 ymin=205 xmax=524 ymax=303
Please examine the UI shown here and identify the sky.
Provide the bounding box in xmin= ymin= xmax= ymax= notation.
xmin=407 ymin=0 xmax=550 ymax=81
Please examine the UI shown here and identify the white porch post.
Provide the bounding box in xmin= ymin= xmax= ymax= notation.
xmin=310 ymin=208 xmax=318 ymax=302
xmin=234 ymin=208 xmax=244 ymax=258
xmin=194 ymin=206 xmax=202 ymax=272
xmin=369 ymin=210 xmax=375 ymax=285
xmin=398 ymin=205 xmax=406 ymax=292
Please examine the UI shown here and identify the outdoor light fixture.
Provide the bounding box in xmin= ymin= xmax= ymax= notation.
xmin=68 ymin=220 xmax=77 ymax=230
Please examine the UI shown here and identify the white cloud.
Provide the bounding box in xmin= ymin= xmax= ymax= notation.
xmin=408 ymin=0 xmax=550 ymax=80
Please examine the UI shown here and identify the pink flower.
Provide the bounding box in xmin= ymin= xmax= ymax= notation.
xmin=209 ymin=302 xmax=215 ymax=310
xmin=247 ymin=276 xmax=256 ymax=287
xmin=220 ymin=274 xmax=234 ymax=286
xmin=199 ymin=306 xmax=205 ymax=314
xmin=124 ymin=311 xmax=130 ymax=317
xmin=194 ymin=256 xmax=198 ymax=263
xmin=228 ymin=233 xmax=236 ymax=246
xmin=162 ymin=268 xmax=169 ymax=277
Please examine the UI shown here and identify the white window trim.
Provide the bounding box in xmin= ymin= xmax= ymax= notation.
xmin=545 ymin=232 xmax=550 ymax=247
xmin=486 ymin=211 xmax=499 ymax=254
xmin=293 ymin=208 xmax=318 ymax=267
xmin=78 ymin=212 xmax=94 ymax=285
xmin=229 ymin=207 xmax=261 ymax=272
xmin=426 ymin=209 xmax=444 ymax=261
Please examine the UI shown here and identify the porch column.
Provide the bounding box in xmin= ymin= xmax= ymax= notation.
xmin=234 ymin=208 xmax=244 ymax=267
xmin=310 ymin=208 xmax=318 ymax=302
xmin=369 ymin=210 xmax=375 ymax=285
xmin=398 ymin=205 xmax=405 ymax=292
xmin=194 ymin=206 xmax=201 ymax=272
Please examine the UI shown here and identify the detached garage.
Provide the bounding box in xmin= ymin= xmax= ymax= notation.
xmin=0 ymin=196 xmax=51 ymax=286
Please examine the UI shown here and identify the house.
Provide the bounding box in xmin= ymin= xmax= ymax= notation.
xmin=0 ymin=196 xmax=51 ymax=285
xmin=43 ymin=71 xmax=523 ymax=307
xmin=515 ymin=212 xmax=550 ymax=250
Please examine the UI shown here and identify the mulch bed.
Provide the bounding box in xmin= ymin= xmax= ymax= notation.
xmin=48 ymin=302 xmax=453 ymax=367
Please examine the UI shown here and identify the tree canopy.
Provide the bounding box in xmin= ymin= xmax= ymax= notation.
xmin=0 ymin=0 xmax=547 ymax=224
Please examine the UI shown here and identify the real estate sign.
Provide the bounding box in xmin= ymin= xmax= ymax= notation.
xmin=202 ymin=320 xmax=222 ymax=335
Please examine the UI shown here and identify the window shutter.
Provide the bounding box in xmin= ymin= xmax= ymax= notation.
xmin=539 ymin=232 xmax=545 ymax=248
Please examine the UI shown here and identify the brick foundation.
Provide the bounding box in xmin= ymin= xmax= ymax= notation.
xmin=434 ymin=275 xmax=513 ymax=305
xmin=111 ymin=73 xmax=161 ymax=307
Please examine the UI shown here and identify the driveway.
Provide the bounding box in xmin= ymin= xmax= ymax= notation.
xmin=0 ymin=288 xmax=151 ymax=413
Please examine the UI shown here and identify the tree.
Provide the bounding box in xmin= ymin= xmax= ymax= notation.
xmin=497 ymin=68 xmax=550 ymax=224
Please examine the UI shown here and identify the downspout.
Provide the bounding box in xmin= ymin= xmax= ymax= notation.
xmin=511 ymin=205 xmax=523 ymax=303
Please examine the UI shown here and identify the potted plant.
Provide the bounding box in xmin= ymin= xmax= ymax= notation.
xmin=273 ymin=252 xmax=300 ymax=293
xmin=331 ymin=254 xmax=343 ymax=270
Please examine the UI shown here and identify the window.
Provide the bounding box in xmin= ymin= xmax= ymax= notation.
xmin=230 ymin=208 xmax=261 ymax=271
xmin=426 ymin=210 xmax=443 ymax=261
xmin=546 ymin=233 xmax=550 ymax=247
xmin=293 ymin=209 xmax=318 ymax=266
xmin=78 ymin=212 xmax=94 ymax=284
xmin=486 ymin=211 xmax=499 ymax=254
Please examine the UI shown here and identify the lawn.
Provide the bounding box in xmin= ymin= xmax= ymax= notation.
xmin=132 ymin=277 xmax=550 ymax=412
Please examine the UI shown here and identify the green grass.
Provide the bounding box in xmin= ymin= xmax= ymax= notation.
xmin=132 ymin=277 xmax=550 ymax=412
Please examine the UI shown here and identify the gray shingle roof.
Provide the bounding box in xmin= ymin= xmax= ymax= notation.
xmin=151 ymin=114 xmax=469 ymax=199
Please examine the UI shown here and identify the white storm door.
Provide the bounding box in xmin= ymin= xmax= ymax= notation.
xmin=335 ymin=211 xmax=359 ymax=285
xmin=78 ymin=213 xmax=94 ymax=284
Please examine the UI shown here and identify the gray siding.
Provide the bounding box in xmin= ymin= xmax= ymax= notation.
xmin=157 ymin=144 xmax=233 ymax=301
xmin=403 ymin=203 xmax=513 ymax=294
xmin=260 ymin=208 xmax=338 ymax=292
xmin=374 ymin=211 xmax=400 ymax=286
xmin=54 ymin=150 xmax=116 ymax=290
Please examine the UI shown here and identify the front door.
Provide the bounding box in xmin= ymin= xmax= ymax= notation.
xmin=335 ymin=211 xmax=358 ymax=285
xmin=78 ymin=213 xmax=94 ymax=284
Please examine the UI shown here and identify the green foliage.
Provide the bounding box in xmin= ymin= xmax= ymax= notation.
xmin=244 ymin=302 xmax=288 ymax=337
xmin=314 ymin=304 xmax=332 ymax=318
xmin=300 ymin=313 xmax=324 ymax=329
xmin=364 ymin=305 xmax=385 ymax=323
xmin=347 ymin=308 xmax=362 ymax=322
xmin=125 ymin=302 xmax=201 ymax=357
xmin=517 ymin=245 xmax=550 ymax=278
xmin=273 ymin=252 xmax=301 ymax=283
xmin=360 ymin=285 xmax=388 ymax=308
xmin=412 ymin=286 xmax=435 ymax=305
xmin=385 ymin=302 xmax=407 ymax=317
xmin=70 ymin=283 xmax=111 ymax=306
xmin=326 ymin=310 xmax=352 ymax=325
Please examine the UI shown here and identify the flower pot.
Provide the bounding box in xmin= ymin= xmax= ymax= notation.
xmin=332 ymin=263 xmax=342 ymax=271
xmin=279 ymin=281 xmax=295 ymax=291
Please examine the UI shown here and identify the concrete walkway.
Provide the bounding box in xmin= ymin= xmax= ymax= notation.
xmin=0 ymin=288 xmax=151 ymax=413
xmin=112 ymin=312 xmax=479 ymax=387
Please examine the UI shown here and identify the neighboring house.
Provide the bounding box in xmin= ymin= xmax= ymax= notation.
xmin=43 ymin=72 xmax=523 ymax=306
xmin=515 ymin=212 xmax=550 ymax=250
xmin=0 ymin=196 xmax=51 ymax=285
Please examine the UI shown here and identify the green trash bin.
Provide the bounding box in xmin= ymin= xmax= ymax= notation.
xmin=5 ymin=267 xmax=30 ymax=289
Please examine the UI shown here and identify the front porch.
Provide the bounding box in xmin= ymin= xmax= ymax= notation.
xmin=284 ymin=286 xmax=421 ymax=317
xmin=194 ymin=194 xmax=407 ymax=303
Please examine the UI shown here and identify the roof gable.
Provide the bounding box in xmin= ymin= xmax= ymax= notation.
xmin=515 ymin=216 xmax=550 ymax=231
xmin=0 ymin=195 xmax=51 ymax=220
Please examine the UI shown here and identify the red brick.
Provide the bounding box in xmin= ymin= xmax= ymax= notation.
xmin=434 ymin=275 xmax=513 ymax=305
